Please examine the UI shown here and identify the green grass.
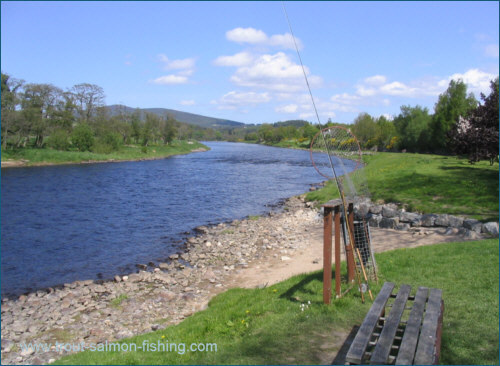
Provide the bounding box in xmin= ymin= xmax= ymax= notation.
xmin=56 ymin=239 xmax=499 ymax=365
xmin=306 ymin=152 xmax=499 ymax=221
xmin=1 ymin=140 xmax=208 ymax=166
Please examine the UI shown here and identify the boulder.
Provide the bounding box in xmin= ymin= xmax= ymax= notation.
xmin=399 ymin=211 xmax=421 ymax=223
xmin=463 ymin=219 xmax=483 ymax=233
xmin=435 ymin=214 xmax=464 ymax=228
xmin=482 ymin=222 xmax=499 ymax=237
xmin=421 ymin=214 xmax=438 ymax=227
xmin=379 ymin=217 xmax=399 ymax=229
xmin=369 ymin=205 xmax=383 ymax=215
xmin=194 ymin=226 xmax=209 ymax=234
xmin=382 ymin=205 xmax=399 ymax=218
xmin=368 ymin=214 xmax=382 ymax=227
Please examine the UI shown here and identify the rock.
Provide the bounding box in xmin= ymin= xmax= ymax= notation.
xmin=463 ymin=219 xmax=483 ymax=233
xmin=421 ymin=214 xmax=438 ymax=227
xmin=396 ymin=223 xmax=410 ymax=231
xmin=369 ymin=205 xmax=383 ymax=215
xmin=158 ymin=262 xmax=169 ymax=270
xmin=205 ymin=241 xmax=212 ymax=247
xmin=444 ymin=227 xmax=459 ymax=235
xmin=435 ymin=214 xmax=464 ymax=228
xmin=194 ymin=226 xmax=209 ymax=234
xmin=20 ymin=346 xmax=35 ymax=357
xmin=382 ymin=205 xmax=398 ymax=218
xmin=1 ymin=339 xmax=14 ymax=352
xmin=122 ymin=275 xmax=129 ymax=282
xmin=379 ymin=217 xmax=399 ymax=229
xmin=114 ymin=275 xmax=122 ymax=283
xmin=482 ymin=222 xmax=499 ymax=237
xmin=136 ymin=264 xmax=148 ymax=270
xmin=169 ymin=253 xmax=179 ymax=260
xmin=368 ymin=214 xmax=382 ymax=227
xmin=151 ymin=324 xmax=160 ymax=331
xmin=399 ymin=212 xmax=421 ymax=223
xmin=312 ymin=258 xmax=320 ymax=264
xmin=187 ymin=237 xmax=197 ymax=244
xmin=281 ymin=256 xmax=291 ymax=261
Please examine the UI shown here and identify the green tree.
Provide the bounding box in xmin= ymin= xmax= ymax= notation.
xmin=1 ymin=72 xmax=24 ymax=149
xmin=161 ymin=115 xmax=177 ymax=144
xmin=374 ymin=115 xmax=396 ymax=151
xmin=430 ymin=79 xmax=477 ymax=152
xmin=71 ymin=123 xmax=94 ymax=151
xmin=71 ymin=83 xmax=105 ymax=122
xmin=393 ymin=105 xmax=432 ymax=152
xmin=351 ymin=113 xmax=377 ymax=148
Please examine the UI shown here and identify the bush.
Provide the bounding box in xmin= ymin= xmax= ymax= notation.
xmin=101 ymin=132 xmax=122 ymax=151
xmin=47 ymin=129 xmax=70 ymax=151
xmin=71 ymin=124 xmax=94 ymax=151
xmin=91 ymin=141 xmax=114 ymax=154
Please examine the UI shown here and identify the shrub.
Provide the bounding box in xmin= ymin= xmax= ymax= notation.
xmin=47 ymin=129 xmax=70 ymax=151
xmin=71 ymin=124 xmax=94 ymax=151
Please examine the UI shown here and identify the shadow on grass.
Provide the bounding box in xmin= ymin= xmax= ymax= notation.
xmin=331 ymin=325 xmax=360 ymax=365
xmin=279 ymin=270 xmax=350 ymax=305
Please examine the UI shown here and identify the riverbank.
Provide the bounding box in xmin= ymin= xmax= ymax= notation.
xmin=0 ymin=140 xmax=208 ymax=168
xmin=0 ymin=195 xmax=490 ymax=365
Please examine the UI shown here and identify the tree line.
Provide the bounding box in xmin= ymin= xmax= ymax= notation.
xmin=237 ymin=78 xmax=498 ymax=164
xmin=0 ymin=73 xmax=203 ymax=153
xmin=2 ymin=71 xmax=497 ymax=164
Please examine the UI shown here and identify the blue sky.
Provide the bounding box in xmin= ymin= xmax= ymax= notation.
xmin=1 ymin=1 xmax=498 ymax=124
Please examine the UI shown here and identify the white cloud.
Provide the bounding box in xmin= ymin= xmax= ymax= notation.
xmin=225 ymin=27 xmax=302 ymax=50
xmin=229 ymin=52 xmax=321 ymax=92
xmin=484 ymin=44 xmax=499 ymax=58
xmin=213 ymin=52 xmax=254 ymax=67
xmin=364 ymin=75 xmax=387 ymax=85
xmin=180 ymin=100 xmax=195 ymax=106
xmin=212 ymin=91 xmax=271 ymax=110
xmin=226 ymin=27 xmax=268 ymax=44
xmin=276 ymin=104 xmax=298 ymax=113
xmin=158 ymin=54 xmax=196 ymax=70
xmin=447 ymin=69 xmax=497 ymax=96
xmin=269 ymin=33 xmax=302 ymax=50
xmin=151 ymin=75 xmax=188 ymax=85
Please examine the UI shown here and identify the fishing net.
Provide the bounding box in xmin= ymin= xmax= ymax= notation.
xmin=310 ymin=126 xmax=377 ymax=284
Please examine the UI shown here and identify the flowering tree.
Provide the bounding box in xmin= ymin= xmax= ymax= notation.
xmin=448 ymin=78 xmax=499 ymax=165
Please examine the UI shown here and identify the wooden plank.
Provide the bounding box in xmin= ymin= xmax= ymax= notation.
xmin=414 ymin=288 xmax=443 ymax=365
xmin=345 ymin=282 xmax=395 ymax=364
xmin=395 ymin=287 xmax=429 ymax=365
xmin=323 ymin=207 xmax=333 ymax=304
xmin=370 ymin=284 xmax=412 ymax=364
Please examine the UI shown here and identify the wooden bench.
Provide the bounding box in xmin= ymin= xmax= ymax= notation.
xmin=346 ymin=282 xmax=444 ymax=365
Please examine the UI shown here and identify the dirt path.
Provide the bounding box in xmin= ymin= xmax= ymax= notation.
xmin=226 ymin=221 xmax=469 ymax=290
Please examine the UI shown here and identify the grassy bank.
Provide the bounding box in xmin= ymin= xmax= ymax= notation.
xmin=0 ymin=140 xmax=208 ymax=167
xmin=56 ymin=239 xmax=499 ymax=365
xmin=306 ymin=152 xmax=499 ymax=222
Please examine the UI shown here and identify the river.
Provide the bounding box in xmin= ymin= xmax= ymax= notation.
xmin=1 ymin=142 xmax=348 ymax=297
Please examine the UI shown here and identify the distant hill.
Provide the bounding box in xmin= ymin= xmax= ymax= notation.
xmin=106 ymin=105 xmax=245 ymax=129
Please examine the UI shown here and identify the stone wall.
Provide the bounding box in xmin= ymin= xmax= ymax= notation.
xmin=353 ymin=200 xmax=499 ymax=238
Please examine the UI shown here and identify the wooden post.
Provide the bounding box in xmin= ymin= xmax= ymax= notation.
xmin=346 ymin=203 xmax=356 ymax=283
xmin=323 ymin=207 xmax=333 ymax=304
xmin=334 ymin=206 xmax=341 ymax=298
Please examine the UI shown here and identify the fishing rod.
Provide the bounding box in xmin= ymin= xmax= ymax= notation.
xmin=281 ymin=2 xmax=373 ymax=302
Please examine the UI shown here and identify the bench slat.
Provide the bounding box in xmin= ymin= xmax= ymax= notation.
xmin=346 ymin=282 xmax=395 ymax=364
xmin=370 ymin=284 xmax=412 ymax=364
xmin=414 ymin=288 xmax=443 ymax=365
xmin=395 ymin=287 xmax=429 ymax=365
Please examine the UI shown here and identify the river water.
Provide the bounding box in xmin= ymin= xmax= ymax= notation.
xmin=1 ymin=142 xmax=346 ymax=297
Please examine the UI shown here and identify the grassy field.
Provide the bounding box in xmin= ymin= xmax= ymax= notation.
xmin=56 ymin=239 xmax=499 ymax=365
xmin=306 ymin=152 xmax=499 ymax=222
xmin=0 ymin=140 xmax=208 ymax=167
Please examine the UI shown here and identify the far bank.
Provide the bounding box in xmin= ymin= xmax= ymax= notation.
xmin=1 ymin=140 xmax=209 ymax=168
